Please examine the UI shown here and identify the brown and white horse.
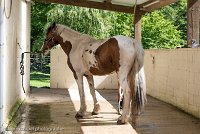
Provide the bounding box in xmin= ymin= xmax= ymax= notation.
xmin=41 ymin=22 xmax=146 ymax=124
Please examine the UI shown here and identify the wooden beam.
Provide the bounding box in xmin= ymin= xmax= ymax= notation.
xmin=34 ymin=0 xmax=135 ymax=13
xmin=104 ymin=0 xmax=112 ymax=3
xmin=134 ymin=8 xmax=143 ymax=42
xmin=187 ymin=0 xmax=199 ymax=47
xmin=140 ymin=0 xmax=177 ymax=12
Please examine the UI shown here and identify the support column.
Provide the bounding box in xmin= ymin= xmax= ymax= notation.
xmin=187 ymin=0 xmax=199 ymax=47
xmin=0 ymin=1 xmax=4 ymax=132
xmin=134 ymin=7 xmax=143 ymax=43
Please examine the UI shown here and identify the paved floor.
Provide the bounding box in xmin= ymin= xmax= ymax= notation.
xmin=14 ymin=88 xmax=200 ymax=134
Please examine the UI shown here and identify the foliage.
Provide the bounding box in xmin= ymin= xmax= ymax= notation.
xmin=31 ymin=3 xmax=55 ymax=52
xmin=109 ymin=13 xmax=134 ymax=37
xmin=142 ymin=11 xmax=183 ymax=49
xmin=160 ymin=0 xmax=187 ymax=45
xmin=47 ymin=5 xmax=114 ymax=39
xmin=31 ymin=1 xmax=187 ymax=51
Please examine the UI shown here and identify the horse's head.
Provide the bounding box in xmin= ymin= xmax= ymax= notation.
xmin=41 ymin=22 xmax=59 ymax=54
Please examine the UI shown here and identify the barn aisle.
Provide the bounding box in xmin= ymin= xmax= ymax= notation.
xmin=14 ymin=88 xmax=200 ymax=134
xmin=14 ymin=88 xmax=137 ymax=134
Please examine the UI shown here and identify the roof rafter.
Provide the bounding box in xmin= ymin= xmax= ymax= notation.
xmin=139 ymin=0 xmax=178 ymax=12
xmin=35 ymin=0 xmax=135 ymax=13
xmin=34 ymin=0 xmax=177 ymax=14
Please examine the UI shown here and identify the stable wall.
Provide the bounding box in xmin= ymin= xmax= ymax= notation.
xmin=51 ymin=47 xmax=200 ymax=119
xmin=0 ymin=0 xmax=31 ymax=132
xmin=145 ymin=48 xmax=200 ymax=118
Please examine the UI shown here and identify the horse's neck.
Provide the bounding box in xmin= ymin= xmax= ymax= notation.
xmin=59 ymin=28 xmax=79 ymax=44
xmin=58 ymin=26 xmax=95 ymax=45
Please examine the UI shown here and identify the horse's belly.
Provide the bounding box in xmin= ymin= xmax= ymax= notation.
xmin=89 ymin=66 xmax=116 ymax=75
xmin=83 ymin=38 xmax=120 ymax=76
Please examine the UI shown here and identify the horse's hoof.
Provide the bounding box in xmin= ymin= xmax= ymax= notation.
xmin=117 ymin=119 xmax=126 ymax=125
xmin=92 ymin=111 xmax=98 ymax=115
xmin=117 ymin=108 xmax=122 ymax=115
xmin=75 ymin=113 xmax=83 ymax=118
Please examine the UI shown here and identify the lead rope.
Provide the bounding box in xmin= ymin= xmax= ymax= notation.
xmin=20 ymin=52 xmax=30 ymax=93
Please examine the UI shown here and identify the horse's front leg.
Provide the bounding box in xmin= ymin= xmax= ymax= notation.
xmin=75 ymin=74 xmax=87 ymax=118
xmin=86 ymin=75 xmax=100 ymax=115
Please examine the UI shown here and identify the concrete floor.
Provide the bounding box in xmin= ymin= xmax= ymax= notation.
xmin=14 ymin=88 xmax=200 ymax=134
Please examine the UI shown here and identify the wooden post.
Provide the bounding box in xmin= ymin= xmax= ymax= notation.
xmin=187 ymin=0 xmax=199 ymax=47
xmin=134 ymin=7 xmax=143 ymax=43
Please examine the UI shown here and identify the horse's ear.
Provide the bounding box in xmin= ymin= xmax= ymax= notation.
xmin=47 ymin=22 xmax=56 ymax=34
xmin=52 ymin=22 xmax=56 ymax=28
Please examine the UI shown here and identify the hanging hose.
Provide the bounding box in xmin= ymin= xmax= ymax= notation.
xmin=4 ymin=0 xmax=12 ymax=19
xmin=20 ymin=52 xmax=30 ymax=93
xmin=134 ymin=0 xmax=138 ymax=15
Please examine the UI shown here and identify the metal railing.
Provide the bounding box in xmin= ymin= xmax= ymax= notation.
xmin=30 ymin=53 xmax=50 ymax=73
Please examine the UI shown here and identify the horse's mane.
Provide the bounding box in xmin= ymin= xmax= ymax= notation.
xmin=56 ymin=24 xmax=96 ymax=42
xmin=56 ymin=24 xmax=81 ymax=35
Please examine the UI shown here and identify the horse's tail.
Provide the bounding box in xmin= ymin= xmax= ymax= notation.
xmin=129 ymin=42 xmax=147 ymax=115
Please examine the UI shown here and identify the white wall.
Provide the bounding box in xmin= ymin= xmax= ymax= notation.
xmin=0 ymin=0 xmax=31 ymax=132
xmin=50 ymin=47 xmax=118 ymax=90
xmin=145 ymin=48 xmax=200 ymax=118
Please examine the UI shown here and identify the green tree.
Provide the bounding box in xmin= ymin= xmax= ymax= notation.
xmin=142 ymin=11 xmax=183 ymax=49
xmin=109 ymin=13 xmax=134 ymax=37
xmin=160 ymin=0 xmax=187 ymax=44
xmin=31 ymin=1 xmax=186 ymax=51
xmin=31 ymin=3 xmax=55 ymax=52
xmin=47 ymin=5 xmax=114 ymax=39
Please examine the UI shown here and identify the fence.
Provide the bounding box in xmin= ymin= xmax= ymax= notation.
xmin=30 ymin=53 xmax=50 ymax=73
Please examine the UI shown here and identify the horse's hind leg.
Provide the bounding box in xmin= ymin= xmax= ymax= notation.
xmin=117 ymin=71 xmax=132 ymax=124
xmin=86 ymin=75 xmax=100 ymax=115
xmin=118 ymin=82 xmax=123 ymax=115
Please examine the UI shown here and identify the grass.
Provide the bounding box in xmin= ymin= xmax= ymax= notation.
xmin=30 ymin=71 xmax=50 ymax=88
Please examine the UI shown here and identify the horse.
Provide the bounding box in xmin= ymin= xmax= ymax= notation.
xmin=41 ymin=22 xmax=146 ymax=124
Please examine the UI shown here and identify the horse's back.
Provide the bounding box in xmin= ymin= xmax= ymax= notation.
xmin=82 ymin=35 xmax=141 ymax=76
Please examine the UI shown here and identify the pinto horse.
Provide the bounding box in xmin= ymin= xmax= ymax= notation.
xmin=41 ymin=22 xmax=146 ymax=124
